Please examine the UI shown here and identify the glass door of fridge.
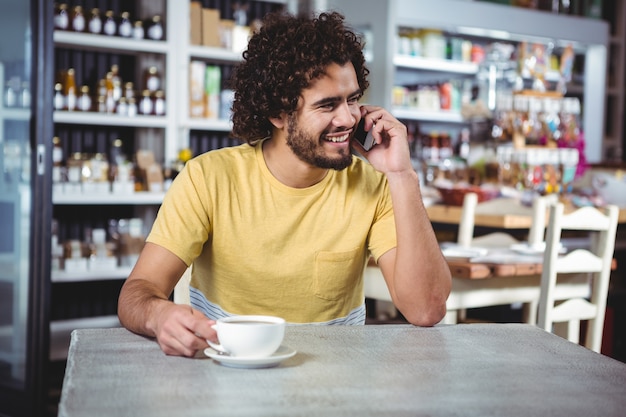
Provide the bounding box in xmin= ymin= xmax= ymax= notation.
xmin=0 ymin=0 xmax=53 ymax=415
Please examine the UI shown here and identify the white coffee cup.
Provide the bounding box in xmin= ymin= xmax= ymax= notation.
xmin=207 ymin=315 xmax=285 ymax=358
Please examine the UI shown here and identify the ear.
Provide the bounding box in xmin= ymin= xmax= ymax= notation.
xmin=269 ymin=115 xmax=286 ymax=129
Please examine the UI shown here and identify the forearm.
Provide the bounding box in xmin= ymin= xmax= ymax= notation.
xmin=385 ymin=169 xmax=451 ymax=325
xmin=118 ymin=278 xmax=172 ymax=338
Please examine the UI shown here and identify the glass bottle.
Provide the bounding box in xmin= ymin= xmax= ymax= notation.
xmin=139 ymin=89 xmax=153 ymax=115
xmin=55 ymin=3 xmax=69 ymax=30
xmin=91 ymin=153 xmax=109 ymax=183
xmin=77 ymin=85 xmax=92 ymax=111
xmin=71 ymin=6 xmax=86 ymax=32
xmin=132 ymin=20 xmax=144 ymax=40
xmin=146 ymin=15 xmax=164 ymax=40
xmin=96 ymin=78 xmax=105 ymax=97
xmin=88 ymin=8 xmax=102 ymax=34
xmin=96 ymin=95 xmax=106 ymax=113
xmin=116 ymin=97 xmax=128 ymax=116
xmin=66 ymin=152 xmax=83 ymax=185
xmin=124 ymin=82 xmax=135 ymax=100
xmin=110 ymin=65 xmax=122 ymax=102
xmin=53 ymin=82 xmax=65 ymax=110
xmin=118 ymin=11 xmax=132 ymax=38
xmin=144 ymin=66 xmax=160 ymax=92
xmin=154 ymin=90 xmax=165 ymax=116
xmin=110 ymin=138 xmax=126 ymax=168
xmin=20 ymin=82 xmax=31 ymax=108
xmin=4 ymin=80 xmax=17 ymax=107
xmin=64 ymin=68 xmax=77 ymax=111
xmin=104 ymin=72 xmax=115 ymax=113
xmin=127 ymin=97 xmax=137 ymax=117
xmin=103 ymin=10 xmax=117 ymax=36
xmin=52 ymin=136 xmax=64 ymax=183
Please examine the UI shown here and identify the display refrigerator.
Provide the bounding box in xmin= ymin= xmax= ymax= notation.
xmin=0 ymin=0 xmax=54 ymax=416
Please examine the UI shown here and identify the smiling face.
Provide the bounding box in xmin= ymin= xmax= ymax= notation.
xmin=284 ymin=62 xmax=363 ymax=171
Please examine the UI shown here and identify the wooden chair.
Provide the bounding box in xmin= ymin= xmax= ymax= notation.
xmin=453 ymin=192 xmax=556 ymax=323
xmin=536 ymin=203 xmax=619 ymax=353
xmin=173 ymin=266 xmax=192 ymax=305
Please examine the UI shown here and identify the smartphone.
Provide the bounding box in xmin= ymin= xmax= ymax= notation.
xmin=354 ymin=118 xmax=375 ymax=151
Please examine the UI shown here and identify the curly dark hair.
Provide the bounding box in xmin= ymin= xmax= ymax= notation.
xmin=230 ymin=11 xmax=370 ymax=145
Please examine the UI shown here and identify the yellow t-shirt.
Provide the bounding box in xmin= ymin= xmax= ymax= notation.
xmin=147 ymin=141 xmax=396 ymax=323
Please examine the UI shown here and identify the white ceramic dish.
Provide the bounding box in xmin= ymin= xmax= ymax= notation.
xmin=510 ymin=242 xmax=564 ymax=256
xmin=510 ymin=243 xmax=546 ymax=256
xmin=204 ymin=345 xmax=296 ymax=369
xmin=441 ymin=246 xmax=489 ymax=260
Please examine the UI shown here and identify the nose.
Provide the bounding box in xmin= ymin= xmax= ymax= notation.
xmin=333 ymin=101 xmax=357 ymax=128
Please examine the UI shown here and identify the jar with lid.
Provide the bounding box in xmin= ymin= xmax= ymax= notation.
xmin=139 ymin=90 xmax=153 ymax=115
xmin=146 ymin=15 xmax=164 ymax=40
xmin=53 ymin=82 xmax=65 ymax=110
xmin=118 ymin=11 xmax=132 ymax=37
xmin=88 ymin=8 xmax=102 ymax=34
xmin=132 ymin=20 xmax=144 ymax=39
xmin=77 ymin=85 xmax=92 ymax=111
xmin=144 ymin=66 xmax=160 ymax=92
xmin=20 ymin=82 xmax=31 ymax=108
xmin=4 ymin=80 xmax=17 ymax=108
xmin=116 ymin=97 xmax=128 ymax=116
xmin=103 ymin=10 xmax=116 ymax=36
xmin=154 ymin=90 xmax=165 ymax=116
xmin=90 ymin=153 xmax=110 ymax=184
xmin=124 ymin=82 xmax=135 ymax=100
xmin=54 ymin=3 xmax=69 ymax=30
xmin=71 ymin=6 xmax=86 ymax=32
xmin=96 ymin=95 xmax=106 ymax=113
xmin=127 ymin=97 xmax=137 ymax=117
xmin=66 ymin=152 xmax=83 ymax=185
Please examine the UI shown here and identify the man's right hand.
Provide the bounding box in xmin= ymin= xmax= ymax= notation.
xmin=152 ymin=302 xmax=216 ymax=357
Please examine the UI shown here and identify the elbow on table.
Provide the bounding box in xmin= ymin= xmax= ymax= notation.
xmin=401 ymin=296 xmax=448 ymax=327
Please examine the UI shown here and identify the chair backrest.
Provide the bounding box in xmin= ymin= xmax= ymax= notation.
xmin=536 ymin=203 xmax=619 ymax=353
xmin=457 ymin=192 xmax=555 ymax=248
xmin=173 ymin=266 xmax=192 ymax=305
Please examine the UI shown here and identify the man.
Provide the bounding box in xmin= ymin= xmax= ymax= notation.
xmin=118 ymin=11 xmax=451 ymax=357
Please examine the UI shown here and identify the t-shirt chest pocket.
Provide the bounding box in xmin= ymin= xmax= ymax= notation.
xmin=313 ymin=247 xmax=363 ymax=301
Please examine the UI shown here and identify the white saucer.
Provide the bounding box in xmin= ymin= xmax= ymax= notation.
xmin=204 ymin=345 xmax=297 ymax=369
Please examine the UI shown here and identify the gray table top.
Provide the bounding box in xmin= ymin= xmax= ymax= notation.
xmin=58 ymin=324 xmax=626 ymax=417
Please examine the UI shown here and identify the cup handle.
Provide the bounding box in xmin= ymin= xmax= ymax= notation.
xmin=206 ymin=324 xmax=228 ymax=354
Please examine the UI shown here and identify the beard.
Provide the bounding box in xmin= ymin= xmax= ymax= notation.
xmin=285 ymin=114 xmax=353 ymax=171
